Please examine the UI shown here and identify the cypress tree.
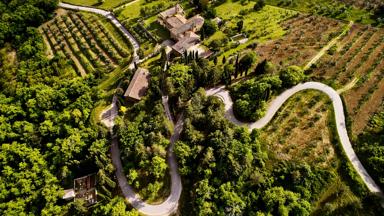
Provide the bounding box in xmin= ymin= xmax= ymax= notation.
xmin=235 ymin=54 xmax=239 ymax=78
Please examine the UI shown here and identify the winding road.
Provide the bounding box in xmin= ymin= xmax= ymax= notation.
xmin=59 ymin=2 xmax=383 ymax=214
xmin=207 ymin=82 xmax=383 ymax=196
xmin=59 ymin=2 xmax=184 ymax=214
xmin=110 ymin=115 xmax=183 ymax=216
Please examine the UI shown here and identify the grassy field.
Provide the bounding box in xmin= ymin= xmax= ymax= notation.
xmin=117 ymin=0 xmax=177 ymax=21
xmin=205 ymin=2 xmax=298 ymax=63
xmin=264 ymin=0 xmax=375 ymax=24
xmin=117 ymin=0 xmax=142 ymax=20
xmin=261 ymin=90 xmax=334 ymax=167
xmin=63 ymin=0 xmax=133 ymax=10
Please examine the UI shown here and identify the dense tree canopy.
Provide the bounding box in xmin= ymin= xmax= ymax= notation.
xmin=117 ymin=67 xmax=173 ymax=202
xmin=0 ymin=0 xmax=58 ymax=47
xmin=280 ymin=65 xmax=306 ymax=87
xmin=0 ymin=1 xmax=128 ymax=213
xmin=356 ymin=110 xmax=384 ymax=189
xmin=174 ymin=89 xmax=337 ymax=215
xmin=230 ymin=75 xmax=282 ymax=121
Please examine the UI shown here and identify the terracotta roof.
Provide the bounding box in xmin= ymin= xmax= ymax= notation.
xmin=172 ymin=36 xmax=201 ymax=54
xmin=165 ymin=15 xmax=187 ymax=29
xmin=170 ymin=15 xmax=204 ymax=37
xmin=124 ymin=68 xmax=150 ymax=101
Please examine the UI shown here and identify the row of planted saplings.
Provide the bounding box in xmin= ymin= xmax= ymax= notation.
xmin=53 ymin=16 xmax=98 ymax=73
xmin=123 ymin=20 xmax=150 ymax=44
xmin=343 ymin=31 xmax=384 ymax=85
xmin=331 ymin=29 xmax=376 ymax=81
xmin=42 ymin=24 xmax=84 ymax=73
xmin=62 ymin=15 xmax=115 ymax=72
xmin=71 ymin=12 xmax=124 ymax=64
xmin=356 ymin=43 xmax=384 ymax=89
xmin=354 ymin=65 xmax=384 ymax=114
xmin=80 ymin=13 xmax=130 ymax=58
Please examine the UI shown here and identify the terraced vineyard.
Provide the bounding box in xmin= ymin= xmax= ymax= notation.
xmin=256 ymin=14 xmax=345 ymax=68
xmin=310 ymin=24 xmax=384 ymax=134
xmin=40 ymin=10 xmax=131 ymax=77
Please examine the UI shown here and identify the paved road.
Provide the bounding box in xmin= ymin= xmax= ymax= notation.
xmin=110 ymin=115 xmax=183 ymax=216
xmin=100 ymin=95 xmax=119 ymax=129
xmin=207 ymin=82 xmax=383 ymax=196
xmin=99 ymin=91 xmax=183 ymax=216
xmin=58 ymin=2 xmax=140 ymax=63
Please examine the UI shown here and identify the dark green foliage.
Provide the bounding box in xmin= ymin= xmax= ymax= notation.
xmin=0 ymin=142 xmax=63 ymax=215
xmin=165 ymin=59 xmax=224 ymax=109
xmin=280 ymin=65 xmax=306 ymax=87
xmin=254 ymin=0 xmax=266 ymax=11
xmin=202 ymin=20 xmax=218 ymax=38
xmin=261 ymin=187 xmax=311 ymax=215
xmin=236 ymin=20 xmax=244 ymax=32
xmin=272 ymin=161 xmax=333 ymax=201
xmin=372 ymin=4 xmax=384 ymax=24
xmin=0 ymin=0 xmax=58 ymax=47
xmin=117 ymin=93 xmax=172 ymax=201
xmin=165 ymin=63 xmax=195 ymax=101
xmin=230 ymin=75 xmax=282 ymax=121
xmin=176 ymin=90 xmax=317 ymax=215
xmin=254 ymin=59 xmax=267 ymax=75
xmin=0 ymin=1 xmax=121 ymax=213
xmin=175 ymin=89 xmax=266 ymax=214
xmin=238 ymin=52 xmax=256 ymax=75
xmin=356 ymin=110 xmax=384 ymax=190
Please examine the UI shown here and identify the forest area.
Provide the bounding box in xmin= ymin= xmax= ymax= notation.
xmin=0 ymin=0 xmax=136 ymax=215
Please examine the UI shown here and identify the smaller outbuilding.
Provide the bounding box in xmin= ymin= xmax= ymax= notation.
xmin=61 ymin=173 xmax=98 ymax=207
xmin=74 ymin=174 xmax=97 ymax=207
xmin=124 ymin=68 xmax=151 ymax=102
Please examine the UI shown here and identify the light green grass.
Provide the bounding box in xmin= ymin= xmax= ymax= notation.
xmin=216 ymin=0 xmax=256 ymax=19
xmin=203 ymin=31 xmax=227 ymax=46
xmin=90 ymin=100 xmax=109 ymax=126
xmin=210 ymin=3 xmax=297 ymax=63
xmin=98 ymin=65 xmax=127 ymax=91
xmin=117 ymin=0 xmax=144 ymax=20
xmin=63 ymin=0 xmax=133 ymax=10
xmin=140 ymin=53 xmax=161 ymax=69
xmin=118 ymin=0 xmax=177 ymax=21
xmin=264 ymin=0 xmax=375 ymax=24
